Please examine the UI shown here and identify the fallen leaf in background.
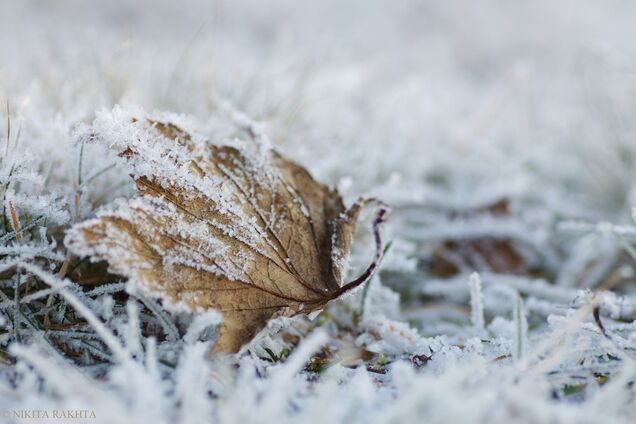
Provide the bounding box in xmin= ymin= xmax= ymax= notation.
xmin=65 ymin=118 xmax=386 ymax=353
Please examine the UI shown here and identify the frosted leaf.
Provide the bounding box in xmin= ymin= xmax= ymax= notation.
xmin=65 ymin=114 xmax=386 ymax=353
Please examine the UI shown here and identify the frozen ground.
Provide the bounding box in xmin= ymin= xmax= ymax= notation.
xmin=2 ymin=0 xmax=636 ymax=422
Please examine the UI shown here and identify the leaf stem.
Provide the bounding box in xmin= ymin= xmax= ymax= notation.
xmin=331 ymin=208 xmax=387 ymax=300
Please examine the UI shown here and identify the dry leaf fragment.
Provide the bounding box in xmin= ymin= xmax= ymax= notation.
xmin=7 ymin=199 xmax=22 ymax=241
xmin=424 ymin=199 xmax=526 ymax=277
xmin=65 ymin=116 xmax=386 ymax=353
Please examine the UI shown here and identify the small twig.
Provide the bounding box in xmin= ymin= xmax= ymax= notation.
xmin=12 ymin=120 xmax=22 ymax=152
xmin=73 ymin=140 xmax=85 ymax=222
xmin=14 ymin=273 xmax=21 ymax=343
xmin=1 ymin=163 xmax=15 ymax=232
xmin=0 ymin=215 xmax=45 ymax=243
xmin=131 ymin=290 xmax=179 ymax=341
xmin=77 ymin=139 xmax=85 ymax=187
xmin=44 ymin=254 xmax=71 ymax=328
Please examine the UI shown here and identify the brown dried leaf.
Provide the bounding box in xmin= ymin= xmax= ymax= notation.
xmin=425 ymin=199 xmax=526 ymax=277
xmin=65 ymin=117 xmax=386 ymax=353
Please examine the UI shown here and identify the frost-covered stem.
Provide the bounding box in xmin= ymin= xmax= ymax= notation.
xmin=84 ymin=282 xmax=127 ymax=296
xmin=469 ymin=272 xmax=485 ymax=332
xmin=0 ymin=163 xmax=15 ymax=233
xmin=513 ymin=295 xmax=528 ymax=361
xmin=0 ymin=214 xmax=45 ymax=243
xmin=18 ymin=262 xmax=129 ymax=362
xmin=13 ymin=272 xmax=21 ymax=343
xmin=18 ymin=305 xmax=72 ymax=362
xmin=130 ymin=289 xmax=179 ymax=342
xmin=524 ymin=301 xmax=593 ymax=376
xmin=21 ymin=287 xmax=60 ymax=304
xmin=74 ymin=139 xmax=85 ymax=222
xmin=79 ymin=340 xmax=114 ymax=362
xmin=331 ymin=208 xmax=387 ymax=299
xmin=145 ymin=337 xmax=158 ymax=378
xmin=44 ymin=253 xmax=71 ymax=328
xmin=126 ymin=300 xmax=142 ymax=357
